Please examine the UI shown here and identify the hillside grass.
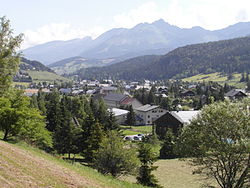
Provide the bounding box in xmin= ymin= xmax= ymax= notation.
xmin=122 ymin=159 xmax=214 ymax=188
xmin=0 ymin=137 xmax=145 ymax=188
xmin=182 ymin=72 xmax=246 ymax=88
xmin=26 ymin=70 xmax=70 ymax=83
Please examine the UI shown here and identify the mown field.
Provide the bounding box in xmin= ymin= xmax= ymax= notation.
xmin=26 ymin=70 xmax=70 ymax=83
xmin=182 ymin=72 xmax=246 ymax=88
xmin=121 ymin=125 xmax=152 ymax=135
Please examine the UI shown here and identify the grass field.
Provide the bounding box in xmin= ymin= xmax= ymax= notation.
xmin=182 ymin=72 xmax=246 ymax=88
xmin=122 ymin=159 xmax=214 ymax=188
xmin=26 ymin=70 xmax=70 ymax=83
xmin=121 ymin=125 xmax=152 ymax=135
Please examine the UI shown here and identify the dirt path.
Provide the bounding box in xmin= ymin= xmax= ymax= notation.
xmin=0 ymin=141 xmax=104 ymax=188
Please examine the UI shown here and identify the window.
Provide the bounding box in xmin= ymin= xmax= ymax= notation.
xmin=148 ymin=115 xmax=150 ymax=118
xmin=148 ymin=121 xmax=150 ymax=124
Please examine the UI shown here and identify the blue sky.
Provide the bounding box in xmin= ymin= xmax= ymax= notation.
xmin=1 ymin=0 xmax=250 ymax=49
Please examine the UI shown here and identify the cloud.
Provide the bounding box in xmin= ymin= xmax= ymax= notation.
xmin=112 ymin=2 xmax=161 ymax=28
xmin=112 ymin=0 xmax=250 ymax=30
xmin=21 ymin=23 xmax=105 ymax=49
xmin=22 ymin=0 xmax=250 ymax=49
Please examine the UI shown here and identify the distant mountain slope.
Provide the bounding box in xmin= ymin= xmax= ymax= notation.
xmin=20 ymin=57 xmax=54 ymax=72
xmin=22 ymin=20 xmax=250 ymax=65
xmin=48 ymin=56 xmax=117 ymax=75
xmin=22 ymin=37 xmax=93 ymax=65
xmin=15 ymin=57 xmax=68 ymax=83
xmin=77 ymin=37 xmax=250 ymax=80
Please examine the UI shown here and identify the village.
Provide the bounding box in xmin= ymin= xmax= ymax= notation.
xmin=21 ymin=78 xmax=249 ymax=141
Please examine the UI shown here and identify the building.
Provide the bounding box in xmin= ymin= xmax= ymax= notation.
xmin=155 ymin=110 xmax=199 ymax=139
xmin=103 ymin=93 xmax=142 ymax=109
xmin=225 ymin=89 xmax=247 ymax=100
xmin=109 ymin=108 xmax=129 ymax=124
xmin=100 ymin=86 xmax=117 ymax=94
xmin=134 ymin=104 xmax=167 ymax=125
xmin=180 ymin=90 xmax=196 ymax=97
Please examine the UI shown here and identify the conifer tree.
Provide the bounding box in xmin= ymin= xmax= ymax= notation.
xmin=126 ymin=105 xmax=136 ymax=128
xmin=37 ymin=89 xmax=46 ymax=115
xmin=82 ymin=119 xmax=105 ymax=163
xmin=45 ymin=90 xmax=61 ymax=132
xmin=105 ymin=111 xmax=120 ymax=132
xmin=159 ymin=129 xmax=177 ymax=159
xmin=53 ymin=96 xmax=76 ymax=158
xmin=137 ymin=143 xmax=162 ymax=188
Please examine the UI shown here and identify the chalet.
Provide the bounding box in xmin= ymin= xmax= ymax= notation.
xmin=225 ymin=89 xmax=247 ymax=100
xmin=155 ymin=110 xmax=199 ymax=139
xmin=108 ymin=108 xmax=129 ymax=124
xmin=134 ymin=104 xmax=167 ymax=125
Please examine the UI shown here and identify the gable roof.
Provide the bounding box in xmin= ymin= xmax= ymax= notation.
xmin=108 ymin=108 xmax=129 ymax=116
xmin=225 ymin=89 xmax=247 ymax=97
xmin=170 ymin=111 xmax=200 ymax=124
xmin=135 ymin=104 xmax=159 ymax=112
xmin=104 ymin=93 xmax=128 ymax=102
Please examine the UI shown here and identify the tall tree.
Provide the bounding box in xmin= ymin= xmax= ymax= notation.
xmin=45 ymin=90 xmax=61 ymax=132
xmin=159 ymin=129 xmax=177 ymax=159
xmin=179 ymin=100 xmax=250 ymax=188
xmin=0 ymin=16 xmax=23 ymax=96
xmin=0 ymin=89 xmax=52 ymax=147
xmin=95 ymin=131 xmax=138 ymax=177
xmin=82 ymin=119 xmax=105 ymax=163
xmin=137 ymin=143 xmax=162 ymax=188
xmin=53 ymin=96 xmax=77 ymax=158
xmin=126 ymin=105 xmax=136 ymax=128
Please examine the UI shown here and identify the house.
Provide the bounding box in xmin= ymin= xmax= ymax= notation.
xmin=155 ymin=110 xmax=199 ymax=139
xmin=59 ymin=88 xmax=71 ymax=94
xmin=134 ymin=104 xmax=167 ymax=125
xmin=225 ymin=89 xmax=247 ymax=100
xmin=103 ymin=93 xmax=128 ymax=108
xmin=180 ymin=90 xmax=196 ymax=97
xmin=103 ymin=93 xmax=142 ymax=109
xmin=108 ymin=108 xmax=129 ymax=124
xmin=24 ymin=88 xmax=50 ymax=97
xmin=119 ymin=97 xmax=142 ymax=109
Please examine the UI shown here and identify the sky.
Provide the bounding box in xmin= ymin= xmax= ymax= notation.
xmin=1 ymin=0 xmax=250 ymax=49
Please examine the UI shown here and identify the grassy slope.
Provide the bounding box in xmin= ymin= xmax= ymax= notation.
xmin=0 ymin=140 xmax=145 ymax=188
xmin=182 ymin=72 xmax=246 ymax=88
xmin=26 ymin=70 xmax=70 ymax=83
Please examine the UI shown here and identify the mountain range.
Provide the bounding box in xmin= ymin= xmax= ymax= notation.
xmin=22 ymin=19 xmax=250 ymax=67
xmin=76 ymin=37 xmax=250 ymax=81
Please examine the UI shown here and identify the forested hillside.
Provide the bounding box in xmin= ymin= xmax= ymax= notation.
xmin=77 ymin=37 xmax=250 ymax=80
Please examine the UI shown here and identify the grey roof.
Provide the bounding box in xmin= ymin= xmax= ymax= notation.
xmin=104 ymin=93 xmax=127 ymax=102
xmin=108 ymin=108 xmax=129 ymax=116
xmin=171 ymin=111 xmax=200 ymax=124
xmin=102 ymin=86 xmax=117 ymax=91
xmin=135 ymin=104 xmax=159 ymax=112
xmin=225 ymin=89 xmax=247 ymax=97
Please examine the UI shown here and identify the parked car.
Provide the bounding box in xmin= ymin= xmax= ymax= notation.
xmin=133 ymin=136 xmax=142 ymax=141
xmin=124 ymin=136 xmax=133 ymax=141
